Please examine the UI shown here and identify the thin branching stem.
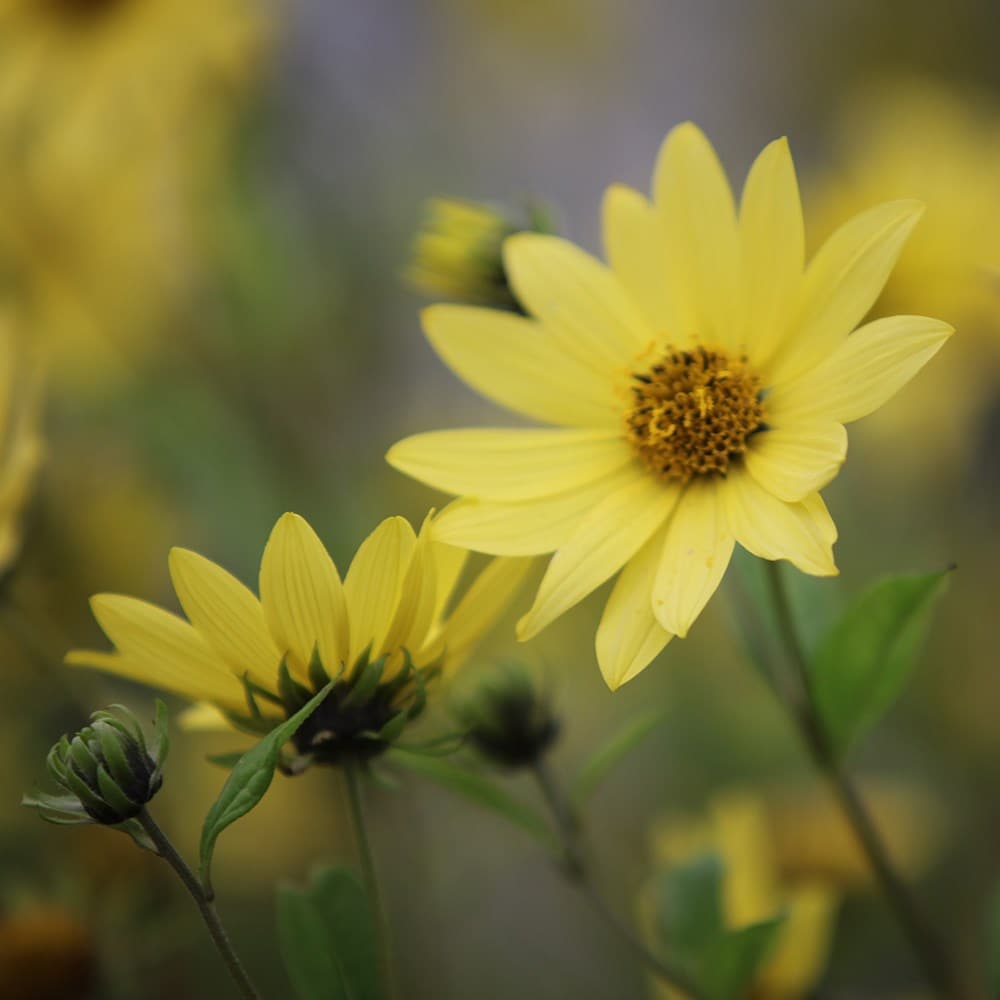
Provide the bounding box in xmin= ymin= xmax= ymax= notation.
xmin=763 ymin=560 xmax=972 ymax=1000
xmin=531 ymin=759 xmax=705 ymax=1000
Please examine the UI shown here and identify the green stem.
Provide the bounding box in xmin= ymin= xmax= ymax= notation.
xmin=763 ymin=560 xmax=970 ymax=1000
xmin=136 ymin=809 xmax=261 ymax=1000
xmin=532 ymin=760 xmax=705 ymax=1000
xmin=343 ymin=761 xmax=393 ymax=999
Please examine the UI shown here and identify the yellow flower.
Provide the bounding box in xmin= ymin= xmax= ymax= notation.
xmin=388 ymin=123 xmax=952 ymax=689
xmin=807 ymin=79 xmax=1000 ymax=478
xmin=66 ymin=513 xmax=531 ymax=763
xmin=646 ymin=792 xmax=839 ymax=1000
xmin=406 ymin=198 xmax=524 ymax=310
xmin=0 ymin=0 xmax=269 ymax=381
xmin=0 ymin=310 xmax=43 ymax=575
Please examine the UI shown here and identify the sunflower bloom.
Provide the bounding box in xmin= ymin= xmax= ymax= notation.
xmin=387 ymin=123 xmax=952 ymax=689
xmin=66 ymin=513 xmax=531 ymax=765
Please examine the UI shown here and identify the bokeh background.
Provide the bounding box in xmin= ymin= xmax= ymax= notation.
xmin=2 ymin=1 xmax=1000 ymax=997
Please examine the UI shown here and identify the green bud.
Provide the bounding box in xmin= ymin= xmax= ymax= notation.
xmin=453 ymin=661 xmax=559 ymax=769
xmin=24 ymin=702 xmax=169 ymax=828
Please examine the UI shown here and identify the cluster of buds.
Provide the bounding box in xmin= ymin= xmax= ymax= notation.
xmin=23 ymin=703 xmax=168 ymax=839
xmin=452 ymin=661 xmax=559 ymax=769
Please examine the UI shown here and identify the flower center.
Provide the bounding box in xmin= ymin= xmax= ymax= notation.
xmin=625 ymin=346 xmax=765 ymax=481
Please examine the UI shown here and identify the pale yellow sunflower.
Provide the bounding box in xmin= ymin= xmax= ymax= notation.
xmin=388 ymin=123 xmax=952 ymax=689
xmin=66 ymin=512 xmax=531 ymax=764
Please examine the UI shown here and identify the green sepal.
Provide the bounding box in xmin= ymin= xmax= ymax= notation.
xmin=341 ymin=654 xmax=385 ymax=710
xmin=95 ymin=764 xmax=140 ymax=819
xmin=206 ymin=751 xmax=251 ymax=770
xmin=199 ymin=682 xmax=333 ymax=897
xmin=279 ymin=657 xmax=312 ymax=712
xmin=308 ymin=645 xmax=333 ymax=691
xmin=151 ymin=699 xmax=170 ymax=772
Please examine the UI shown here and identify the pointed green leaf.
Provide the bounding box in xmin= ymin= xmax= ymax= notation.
xmin=199 ymin=683 xmax=332 ymax=895
xmin=386 ymin=749 xmax=556 ymax=852
xmin=701 ymin=918 xmax=783 ymax=1000
xmin=810 ymin=570 xmax=951 ymax=755
xmin=570 ymin=710 xmax=665 ymax=810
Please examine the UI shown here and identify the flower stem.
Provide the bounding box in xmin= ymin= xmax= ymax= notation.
xmin=763 ymin=560 xmax=970 ymax=1000
xmin=343 ymin=761 xmax=393 ymax=999
xmin=136 ymin=809 xmax=261 ymax=1000
xmin=531 ymin=759 xmax=705 ymax=1000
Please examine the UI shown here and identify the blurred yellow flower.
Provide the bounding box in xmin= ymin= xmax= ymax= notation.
xmin=0 ymin=0 xmax=270 ymax=381
xmin=66 ymin=512 xmax=531 ymax=761
xmin=647 ymin=792 xmax=839 ymax=999
xmin=807 ymin=79 xmax=1000 ymax=476
xmin=388 ymin=123 xmax=951 ymax=689
xmin=0 ymin=311 xmax=43 ymax=576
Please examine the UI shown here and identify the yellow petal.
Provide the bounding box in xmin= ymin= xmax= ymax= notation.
xmin=653 ymin=122 xmax=741 ymax=351
xmin=387 ymin=428 xmax=631 ymax=501
xmin=744 ymin=423 xmax=847 ymax=503
xmin=429 ymin=538 xmax=468 ymax=624
xmin=722 ymin=470 xmax=838 ymax=577
xmin=503 ymin=233 xmax=652 ymax=365
xmin=595 ymin=521 xmax=674 ymax=690
xmin=768 ymin=201 xmax=923 ymax=384
xmin=767 ymin=315 xmax=953 ymax=426
xmin=169 ymin=548 xmax=282 ymax=687
xmin=343 ymin=516 xmax=417 ymax=665
xmin=177 ymin=702 xmax=237 ymax=732
xmin=739 ymin=137 xmax=804 ymax=365
xmin=652 ymin=480 xmax=734 ymax=637
xmin=66 ymin=595 xmax=243 ymax=705
xmin=433 ymin=464 xmax=642 ymax=556
xmin=423 ymin=304 xmax=621 ymax=429
xmin=602 ymin=183 xmax=692 ymax=336
xmin=518 ymin=473 xmax=679 ymax=641
xmin=259 ymin=513 xmax=350 ymax=677
xmin=444 ymin=556 xmax=535 ymax=671
xmin=382 ymin=515 xmax=437 ymax=659
xmin=758 ymin=883 xmax=839 ymax=996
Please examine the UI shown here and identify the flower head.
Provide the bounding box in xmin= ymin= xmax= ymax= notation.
xmin=405 ymin=197 xmax=553 ymax=311
xmin=66 ymin=513 xmax=531 ymax=766
xmin=387 ymin=123 xmax=952 ymax=689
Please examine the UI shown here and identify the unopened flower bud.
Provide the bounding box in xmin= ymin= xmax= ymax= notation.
xmin=453 ymin=661 xmax=559 ymax=769
xmin=24 ymin=702 xmax=169 ymax=828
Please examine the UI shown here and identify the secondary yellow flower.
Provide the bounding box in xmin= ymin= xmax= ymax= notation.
xmin=66 ymin=513 xmax=531 ymax=764
xmin=807 ymin=79 xmax=1000 ymax=477
xmin=0 ymin=0 xmax=269 ymax=380
xmin=388 ymin=123 xmax=952 ymax=689
xmin=645 ymin=792 xmax=839 ymax=999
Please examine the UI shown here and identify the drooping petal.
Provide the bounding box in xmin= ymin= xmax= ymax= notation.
xmin=602 ymin=183 xmax=693 ymax=337
xmin=722 ymin=469 xmax=838 ymax=577
xmin=177 ymin=702 xmax=239 ymax=732
xmin=343 ymin=516 xmax=417 ymax=665
xmin=503 ymin=233 xmax=652 ymax=365
xmin=517 ymin=474 xmax=679 ymax=641
xmin=383 ymin=514 xmax=437 ymax=658
xmin=429 ymin=539 xmax=468 ymax=625
xmin=739 ymin=137 xmax=804 ymax=364
xmin=386 ymin=428 xmax=631 ymax=501
xmin=653 ymin=122 xmax=741 ymax=351
xmin=766 ymin=315 xmax=953 ymax=426
xmin=768 ymin=201 xmax=923 ymax=384
xmin=652 ymin=480 xmax=735 ymax=637
xmin=169 ymin=548 xmax=282 ymax=686
xmin=444 ymin=556 xmax=535 ymax=671
xmin=433 ymin=464 xmax=644 ymax=556
xmin=66 ymin=595 xmax=243 ymax=706
xmin=595 ymin=521 xmax=674 ymax=690
xmin=744 ymin=423 xmax=847 ymax=503
xmin=259 ymin=513 xmax=350 ymax=677
xmin=422 ymin=304 xmax=621 ymax=429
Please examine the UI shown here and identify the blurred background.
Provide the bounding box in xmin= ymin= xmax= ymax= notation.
xmin=2 ymin=0 xmax=1000 ymax=997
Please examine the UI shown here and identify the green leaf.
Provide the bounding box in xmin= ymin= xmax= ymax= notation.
xmin=199 ymin=683 xmax=332 ymax=894
xmin=570 ymin=710 xmax=665 ymax=810
xmin=277 ymin=886 xmax=348 ymax=1000
xmin=647 ymin=853 xmax=784 ymax=1000
xmin=386 ymin=749 xmax=556 ymax=852
xmin=810 ymin=570 xmax=951 ymax=755
xmin=277 ymin=866 xmax=381 ymax=1000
